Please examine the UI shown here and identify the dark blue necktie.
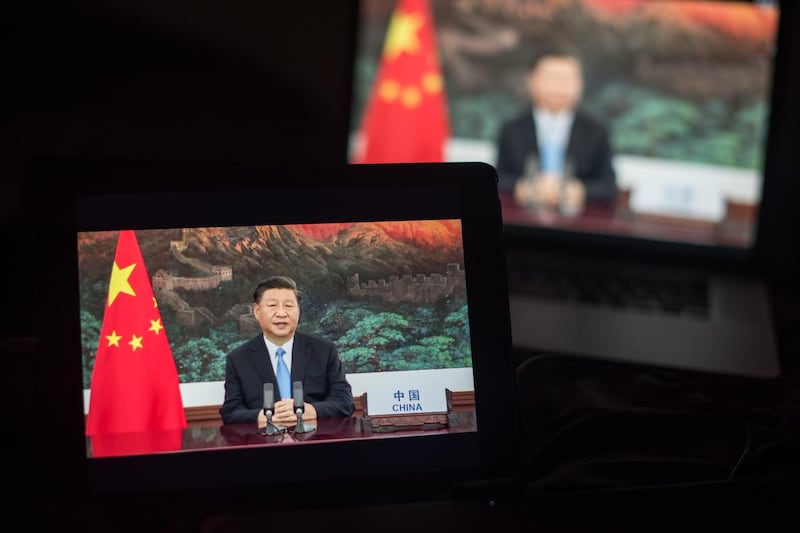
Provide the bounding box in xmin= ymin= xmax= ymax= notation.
xmin=276 ymin=347 xmax=291 ymax=400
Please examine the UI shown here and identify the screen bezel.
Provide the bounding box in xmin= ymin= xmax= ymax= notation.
xmin=30 ymin=158 xmax=517 ymax=510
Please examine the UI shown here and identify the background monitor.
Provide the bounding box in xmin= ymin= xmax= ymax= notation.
xmin=349 ymin=0 xmax=782 ymax=259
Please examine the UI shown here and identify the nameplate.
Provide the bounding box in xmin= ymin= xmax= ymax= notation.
xmin=630 ymin=180 xmax=724 ymax=221
xmin=360 ymin=371 xmax=449 ymax=416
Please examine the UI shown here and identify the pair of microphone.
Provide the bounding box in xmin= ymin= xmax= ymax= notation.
xmin=262 ymin=381 xmax=315 ymax=435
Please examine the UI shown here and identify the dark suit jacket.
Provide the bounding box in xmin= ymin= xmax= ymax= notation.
xmin=219 ymin=332 xmax=355 ymax=424
xmin=495 ymin=108 xmax=618 ymax=205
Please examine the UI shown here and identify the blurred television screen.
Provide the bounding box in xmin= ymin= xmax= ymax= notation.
xmin=350 ymin=0 xmax=780 ymax=249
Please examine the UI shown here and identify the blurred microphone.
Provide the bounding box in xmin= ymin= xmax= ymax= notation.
xmin=292 ymin=380 xmax=315 ymax=434
xmin=264 ymin=382 xmax=274 ymax=413
xmin=292 ymin=381 xmax=304 ymax=413
xmin=260 ymin=382 xmax=281 ymax=435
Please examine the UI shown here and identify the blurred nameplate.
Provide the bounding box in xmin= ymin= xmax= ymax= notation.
xmin=360 ymin=371 xmax=449 ymax=416
xmin=629 ymin=179 xmax=725 ymax=222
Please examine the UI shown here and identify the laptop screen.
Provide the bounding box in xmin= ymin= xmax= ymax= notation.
xmin=349 ymin=0 xmax=780 ymax=255
xmin=32 ymin=160 xmax=515 ymax=507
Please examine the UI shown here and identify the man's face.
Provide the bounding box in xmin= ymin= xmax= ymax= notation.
xmin=526 ymin=56 xmax=584 ymax=113
xmin=254 ymin=288 xmax=300 ymax=344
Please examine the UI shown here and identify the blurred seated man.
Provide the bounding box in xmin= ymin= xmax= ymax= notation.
xmin=495 ymin=45 xmax=617 ymax=215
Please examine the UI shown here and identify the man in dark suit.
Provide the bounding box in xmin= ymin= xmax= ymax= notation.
xmin=495 ymin=45 xmax=617 ymax=214
xmin=220 ymin=276 xmax=354 ymax=425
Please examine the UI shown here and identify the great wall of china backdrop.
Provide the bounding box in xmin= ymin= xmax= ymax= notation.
xmin=77 ymin=221 xmax=470 ymax=387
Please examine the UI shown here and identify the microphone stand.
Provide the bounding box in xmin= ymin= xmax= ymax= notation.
xmin=263 ymin=408 xmax=283 ymax=436
xmin=291 ymin=381 xmax=315 ymax=435
xmin=293 ymin=407 xmax=316 ymax=434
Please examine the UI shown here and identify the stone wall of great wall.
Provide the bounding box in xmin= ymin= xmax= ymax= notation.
xmin=151 ymin=229 xmax=234 ymax=327
xmin=152 ymin=228 xmax=466 ymax=330
xmin=347 ymin=263 xmax=465 ymax=304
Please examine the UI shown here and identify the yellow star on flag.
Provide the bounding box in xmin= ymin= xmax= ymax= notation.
xmin=107 ymin=261 xmax=137 ymax=306
xmin=129 ymin=334 xmax=143 ymax=352
xmin=401 ymin=85 xmax=422 ymax=108
xmin=384 ymin=12 xmax=424 ymax=60
xmin=149 ymin=319 xmax=164 ymax=335
xmin=422 ymin=72 xmax=443 ymax=93
xmin=105 ymin=330 xmax=122 ymax=347
xmin=379 ymin=79 xmax=401 ymax=102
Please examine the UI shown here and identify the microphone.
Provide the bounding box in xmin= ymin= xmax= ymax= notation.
xmin=264 ymin=382 xmax=274 ymax=413
xmin=292 ymin=380 xmax=315 ymax=434
xmin=260 ymin=382 xmax=282 ymax=435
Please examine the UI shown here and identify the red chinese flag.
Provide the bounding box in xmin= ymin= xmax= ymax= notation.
xmin=353 ymin=0 xmax=450 ymax=163
xmin=86 ymin=230 xmax=186 ymax=455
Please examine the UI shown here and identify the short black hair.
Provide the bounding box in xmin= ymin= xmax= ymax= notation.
xmin=529 ymin=43 xmax=583 ymax=72
xmin=253 ymin=276 xmax=302 ymax=303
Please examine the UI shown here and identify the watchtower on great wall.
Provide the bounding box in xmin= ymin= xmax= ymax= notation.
xmin=347 ymin=263 xmax=465 ymax=304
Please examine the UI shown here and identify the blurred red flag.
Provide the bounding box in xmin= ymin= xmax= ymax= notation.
xmin=353 ymin=0 xmax=450 ymax=163
xmin=86 ymin=230 xmax=186 ymax=456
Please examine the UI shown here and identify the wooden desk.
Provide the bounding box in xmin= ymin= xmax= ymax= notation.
xmin=500 ymin=190 xmax=755 ymax=247
xmin=87 ymin=411 xmax=478 ymax=458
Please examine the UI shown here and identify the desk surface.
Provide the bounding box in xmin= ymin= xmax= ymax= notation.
xmin=87 ymin=411 xmax=478 ymax=458
xmin=499 ymin=191 xmax=753 ymax=248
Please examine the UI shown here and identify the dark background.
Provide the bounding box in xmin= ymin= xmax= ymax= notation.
xmin=2 ymin=1 xmax=358 ymax=342
xmin=3 ymin=0 xmax=799 ymax=530
xmin=4 ymin=0 xmax=799 ymax=339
